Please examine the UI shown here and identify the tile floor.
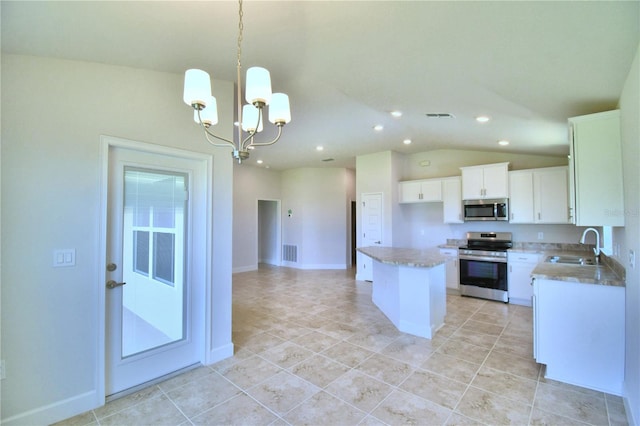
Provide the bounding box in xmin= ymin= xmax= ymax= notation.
xmin=59 ymin=265 xmax=628 ymax=425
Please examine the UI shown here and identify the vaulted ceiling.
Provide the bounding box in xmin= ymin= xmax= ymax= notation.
xmin=2 ymin=1 xmax=639 ymax=170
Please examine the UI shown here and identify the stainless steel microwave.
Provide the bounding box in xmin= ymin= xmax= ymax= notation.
xmin=463 ymin=198 xmax=509 ymax=221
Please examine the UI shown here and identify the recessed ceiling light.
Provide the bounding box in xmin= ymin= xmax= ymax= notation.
xmin=476 ymin=116 xmax=490 ymax=123
xmin=316 ymin=146 xmax=324 ymax=151
xmin=373 ymin=124 xmax=384 ymax=131
xmin=390 ymin=110 xmax=403 ymax=118
xmin=498 ymin=140 xmax=510 ymax=146
xmin=403 ymin=139 xmax=412 ymax=145
xmin=256 ymin=159 xmax=263 ymax=164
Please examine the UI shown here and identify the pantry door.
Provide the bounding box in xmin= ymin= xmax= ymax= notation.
xmin=104 ymin=139 xmax=209 ymax=396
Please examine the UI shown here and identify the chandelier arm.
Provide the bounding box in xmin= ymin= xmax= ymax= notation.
xmin=246 ymin=125 xmax=283 ymax=147
xmin=195 ymin=109 xmax=235 ymax=146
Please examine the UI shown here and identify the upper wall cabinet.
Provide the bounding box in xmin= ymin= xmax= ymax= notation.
xmin=509 ymin=166 xmax=570 ymax=224
xmin=460 ymin=162 xmax=509 ymax=200
xmin=442 ymin=177 xmax=464 ymax=223
xmin=399 ymin=178 xmax=442 ymax=203
xmin=569 ymin=110 xmax=624 ymax=226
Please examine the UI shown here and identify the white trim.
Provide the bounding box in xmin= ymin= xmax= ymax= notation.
xmin=206 ymin=342 xmax=235 ymax=365
xmin=233 ymin=264 xmax=258 ymax=273
xmin=282 ymin=261 xmax=348 ymax=270
xmin=1 ymin=391 xmax=98 ymax=426
xmin=98 ymin=135 xmax=214 ymax=399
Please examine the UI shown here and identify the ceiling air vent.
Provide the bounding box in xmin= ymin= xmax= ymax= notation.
xmin=322 ymin=158 xmax=335 ymax=162
xmin=425 ymin=113 xmax=456 ymax=119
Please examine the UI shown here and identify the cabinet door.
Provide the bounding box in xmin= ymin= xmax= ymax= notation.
xmin=507 ymin=253 xmax=540 ymax=306
xmin=442 ymin=177 xmax=463 ymax=223
xmin=570 ymin=110 xmax=624 ymax=226
xmin=398 ymin=181 xmax=423 ymax=203
xmin=483 ymin=163 xmax=509 ymax=198
xmin=534 ymin=167 xmax=570 ymax=224
xmin=509 ymin=171 xmax=534 ymax=223
xmin=461 ymin=167 xmax=484 ymax=199
xmin=439 ymin=248 xmax=459 ymax=290
xmin=421 ymin=179 xmax=442 ymax=202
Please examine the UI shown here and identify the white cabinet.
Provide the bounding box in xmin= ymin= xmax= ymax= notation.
xmin=460 ymin=162 xmax=509 ymax=199
xmin=508 ymin=171 xmax=535 ymax=223
xmin=509 ymin=166 xmax=570 ymax=224
xmin=569 ymin=110 xmax=624 ymax=226
xmin=533 ymin=278 xmax=624 ymax=395
xmin=399 ymin=179 xmax=442 ymax=203
xmin=507 ymin=252 xmax=541 ymax=306
xmin=442 ymin=177 xmax=463 ymax=223
xmin=439 ymin=248 xmax=459 ymax=292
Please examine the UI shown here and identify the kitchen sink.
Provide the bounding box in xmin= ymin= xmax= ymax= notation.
xmin=545 ymin=255 xmax=595 ymax=265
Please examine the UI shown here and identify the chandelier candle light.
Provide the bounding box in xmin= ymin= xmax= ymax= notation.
xmin=183 ymin=0 xmax=291 ymax=163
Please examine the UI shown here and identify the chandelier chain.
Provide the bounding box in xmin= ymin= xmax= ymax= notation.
xmin=237 ymin=0 xmax=243 ymax=69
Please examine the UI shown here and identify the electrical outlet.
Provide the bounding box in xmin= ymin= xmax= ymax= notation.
xmin=630 ymin=249 xmax=636 ymax=269
xmin=537 ymin=232 xmax=544 ymax=240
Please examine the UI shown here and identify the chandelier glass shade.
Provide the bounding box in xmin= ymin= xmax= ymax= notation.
xmin=182 ymin=0 xmax=291 ymax=163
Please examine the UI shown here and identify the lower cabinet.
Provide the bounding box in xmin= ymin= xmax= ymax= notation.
xmin=533 ymin=278 xmax=624 ymax=395
xmin=507 ymin=252 xmax=541 ymax=306
xmin=439 ymin=248 xmax=459 ymax=292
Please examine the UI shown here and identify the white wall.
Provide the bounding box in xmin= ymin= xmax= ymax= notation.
xmin=232 ymin=165 xmax=282 ymax=272
xmin=0 ymin=55 xmax=234 ymax=424
xmin=617 ymin=42 xmax=640 ymax=425
xmin=281 ymin=168 xmax=353 ymax=269
xmin=258 ymin=200 xmax=279 ymax=265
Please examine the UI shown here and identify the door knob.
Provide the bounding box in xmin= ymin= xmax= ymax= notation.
xmin=106 ymin=280 xmax=126 ymax=289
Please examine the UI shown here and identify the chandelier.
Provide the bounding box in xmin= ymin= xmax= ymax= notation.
xmin=182 ymin=0 xmax=291 ymax=164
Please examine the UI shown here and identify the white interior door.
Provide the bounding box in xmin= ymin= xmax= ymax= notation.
xmin=358 ymin=192 xmax=383 ymax=281
xmin=105 ymin=143 xmax=207 ymax=396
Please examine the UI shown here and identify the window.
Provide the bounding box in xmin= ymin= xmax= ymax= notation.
xmin=153 ymin=232 xmax=175 ymax=285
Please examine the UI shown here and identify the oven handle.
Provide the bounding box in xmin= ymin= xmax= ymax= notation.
xmin=459 ymin=254 xmax=507 ymax=263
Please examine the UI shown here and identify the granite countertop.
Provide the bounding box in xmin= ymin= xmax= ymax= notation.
xmin=357 ymin=246 xmax=448 ymax=268
xmin=531 ymin=251 xmax=625 ymax=287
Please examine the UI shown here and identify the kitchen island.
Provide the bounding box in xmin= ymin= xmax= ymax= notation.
xmin=357 ymin=246 xmax=448 ymax=339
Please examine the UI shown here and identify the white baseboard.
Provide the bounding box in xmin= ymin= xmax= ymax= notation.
xmin=281 ymin=261 xmax=347 ymax=270
xmin=232 ymin=264 xmax=257 ymax=273
xmin=1 ymin=390 xmax=100 ymax=426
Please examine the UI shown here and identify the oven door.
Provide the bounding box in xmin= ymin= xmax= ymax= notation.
xmin=459 ymin=255 xmax=508 ymax=292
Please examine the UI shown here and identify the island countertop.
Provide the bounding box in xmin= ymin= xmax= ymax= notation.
xmin=357 ymin=246 xmax=448 ymax=268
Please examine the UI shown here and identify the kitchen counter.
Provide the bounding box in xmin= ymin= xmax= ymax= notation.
xmin=358 ymin=246 xmax=447 ymax=268
xmin=530 ymin=251 xmax=625 ymax=287
xmin=357 ymin=246 xmax=447 ymax=339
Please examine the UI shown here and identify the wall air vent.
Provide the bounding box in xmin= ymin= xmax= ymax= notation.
xmin=283 ymin=244 xmax=298 ymax=262
xmin=425 ymin=113 xmax=456 ymax=119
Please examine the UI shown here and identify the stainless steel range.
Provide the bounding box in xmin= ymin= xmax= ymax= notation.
xmin=458 ymin=232 xmax=512 ymax=303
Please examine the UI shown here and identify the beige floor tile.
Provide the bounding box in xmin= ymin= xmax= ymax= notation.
xmin=400 ymin=369 xmax=467 ymax=410
xmin=470 ymin=365 xmax=537 ymax=405
xmin=291 ymin=329 xmax=341 ymax=353
xmin=246 ymin=370 xmax=321 ymax=415
xmin=94 ymin=385 xmax=164 ymax=419
xmin=321 ymin=340 xmax=374 ymax=368
xmin=216 ymin=354 xmax=282 ymax=389
xmin=157 ymin=366 xmax=215 ymax=392
xmin=449 ymin=327 xmax=499 ymax=350
xmin=166 ymin=373 xmax=242 ymax=418
xmin=437 ymin=339 xmax=490 ymax=365
xmin=51 ymin=410 xmax=97 ymax=426
xmin=100 ymin=394 xmax=187 ymax=425
xmin=190 ymin=392 xmax=278 ymax=425
xmin=325 ymin=369 xmax=394 ymax=413
xmin=534 ymin=382 xmax=608 ymax=425
xmin=455 ymin=386 xmax=532 ymax=425
xmin=420 ymin=352 xmax=481 ymax=385
xmin=529 ymin=407 xmax=591 ymax=425
xmin=483 ymin=350 xmax=541 ymax=381
xmin=355 ymin=353 xmax=415 ymax=386
xmin=260 ymin=340 xmax=315 ymax=368
xmin=283 ymin=390 xmax=368 ymax=425
xmin=460 ymin=319 xmax=505 ymax=336
xmin=445 ymin=412 xmax=486 ymax=425
xmin=379 ymin=334 xmax=436 ymax=367
xmin=288 ymin=354 xmax=350 ymax=388
xmin=371 ymin=389 xmax=452 ymax=425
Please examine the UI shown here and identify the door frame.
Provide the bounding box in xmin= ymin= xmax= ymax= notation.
xmin=97 ymin=135 xmax=213 ymax=402
xmin=257 ymin=199 xmax=282 ymax=267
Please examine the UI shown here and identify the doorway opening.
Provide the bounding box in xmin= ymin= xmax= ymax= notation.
xmin=258 ymin=199 xmax=281 ymax=266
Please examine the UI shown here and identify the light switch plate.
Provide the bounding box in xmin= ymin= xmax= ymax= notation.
xmin=630 ymin=249 xmax=636 ymax=269
xmin=53 ymin=249 xmax=76 ymax=267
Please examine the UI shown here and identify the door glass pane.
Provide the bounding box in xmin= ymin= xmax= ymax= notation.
xmin=122 ymin=168 xmax=187 ymax=358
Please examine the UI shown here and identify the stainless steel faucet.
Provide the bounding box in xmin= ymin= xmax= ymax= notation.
xmin=580 ymin=227 xmax=601 ymax=263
